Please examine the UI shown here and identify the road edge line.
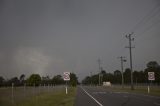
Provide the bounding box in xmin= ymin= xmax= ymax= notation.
xmin=81 ymin=87 xmax=103 ymax=106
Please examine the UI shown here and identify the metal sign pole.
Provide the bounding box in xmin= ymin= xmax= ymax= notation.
xmin=148 ymin=72 xmax=155 ymax=93
xmin=63 ymin=72 xmax=70 ymax=94
xmin=148 ymin=80 xmax=150 ymax=93
xmin=66 ymin=81 xmax=68 ymax=94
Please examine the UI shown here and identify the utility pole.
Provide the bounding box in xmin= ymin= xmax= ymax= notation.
xmin=100 ymin=67 xmax=103 ymax=85
xmin=118 ymin=56 xmax=126 ymax=88
xmin=90 ymin=71 xmax=92 ymax=86
xmin=98 ymin=58 xmax=102 ymax=86
xmin=125 ymin=32 xmax=135 ymax=90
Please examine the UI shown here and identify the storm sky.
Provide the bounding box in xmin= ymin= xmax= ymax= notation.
xmin=0 ymin=0 xmax=160 ymax=81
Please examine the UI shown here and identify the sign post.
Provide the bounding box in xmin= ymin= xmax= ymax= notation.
xmin=11 ymin=83 xmax=14 ymax=104
xmin=63 ymin=72 xmax=70 ymax=94
xmin=148 ymin=72 xmax=155 ymax=93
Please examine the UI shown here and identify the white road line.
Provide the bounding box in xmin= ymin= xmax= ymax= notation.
xmin=130 ymin=93 xmax=160 ymax=99
xmin=113 ymin=92 xmax=129 ymax=94
xmin=123 ymin=95 xmax=128 ymax=98
xmin=81 ymin=87 xmax=103 ymax=106
xmin=113 ymin=91 xmax=160 ymax=99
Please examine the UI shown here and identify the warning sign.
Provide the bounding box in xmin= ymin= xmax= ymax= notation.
xmin=148 ymin=72 xmax=155 ymax=81
xmin=63 ymin=72 xmax=70 ymax=81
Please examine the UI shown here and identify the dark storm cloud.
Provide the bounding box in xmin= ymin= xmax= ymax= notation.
xmin=0 ymin=0 xmax=160 ymax=80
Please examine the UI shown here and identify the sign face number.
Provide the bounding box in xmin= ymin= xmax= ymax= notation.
xmin=63 ymin=72 xmax=70 ymax=81
xmin=148 ymin=72 xmax=155 ymax=81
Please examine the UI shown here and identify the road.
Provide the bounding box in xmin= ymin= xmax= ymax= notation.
xmin=75 ymin=86 xmax=160 ymax=106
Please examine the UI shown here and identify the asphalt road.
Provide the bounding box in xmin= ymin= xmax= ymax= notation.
xmin=75 ymin=86 xmax=160 ymax=106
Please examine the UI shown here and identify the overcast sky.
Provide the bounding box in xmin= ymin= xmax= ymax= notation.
xmin=0 ymin=0 xmax=160 ymax=81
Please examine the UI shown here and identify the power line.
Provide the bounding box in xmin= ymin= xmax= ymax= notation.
xmin=137 ymin=18 xmax=160 ymax=39
xmin=131 ymin=3 xmax=160 ymax=33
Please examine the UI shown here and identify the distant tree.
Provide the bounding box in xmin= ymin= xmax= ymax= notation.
xmin=147 ymin=61 xmax=160 ymax=69
xmin=82 ymin=76 xmax=91 ymax=85
xmin=20 ymin=74 xmax=25 ymax=81
xmin=113 ymin=70 xmax=122 ymax=84
xmin=41 ymin=75 xmax=51 ymax=85
xmin=124 ymin=68 xmax=131 ymax=84
xmin=0 ymin=76 xmax=4 ymax=87
xmin=52 ymin=75 xmax=64 ymax=85
xmin=27 ymin=74 xmax=41 ymax=86
xmin=103 ymin=73 xmax=114 ymax=83
xmin=114 ymin=70 xmax=121 ymax=76
xmin=144 ymin=61 xmax=160 ymax=84
xmin=69 ymin=73 xmax=78 ymax=86
xmin=100 ymin=70 xmax=106 ymax=84
xmin=7 ymin=77 xmax=20 ymax=86
xmin=101 ymin=70 xmax=106 ymax=75
xmin=19 ymin=74 xmax=25 ymax=85
xmin=91 ymin=74 xmax=99 ymax=85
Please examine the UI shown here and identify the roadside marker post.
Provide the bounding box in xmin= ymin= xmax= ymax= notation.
xmin=48 ymin=84 xmax=49 ymax=92
xmin=11 ymin=83 xmax=14 ymax=104
xmin=148 ymin=85 xmax=150 ymax=93
xmin=148 ymin=72 xmax=155 ymax=93
xmin=24 ymin=83 xmax=26 ymax=97
xmin=33 ymin=83 xmax=35 ymax=96
xmin=63 ymin=72 xmax=70 ymax=94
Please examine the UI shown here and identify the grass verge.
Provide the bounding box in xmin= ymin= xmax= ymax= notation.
xmin=19 ymin=87 xmax=76 ymax=106
xmin=104 ymin=86 xmax=160 ymax=96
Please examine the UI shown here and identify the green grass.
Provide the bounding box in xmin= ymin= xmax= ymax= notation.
xmin=0 ymin=87 xmax=77 ymax=106
xmin=104 ymin=85 xmax=160 ymax=96
xmin=17 ymin=87 xmax=76 ymax=106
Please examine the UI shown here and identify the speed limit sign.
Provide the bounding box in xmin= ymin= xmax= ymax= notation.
xmin=63 ymin=72 xmax=70 ymax=81
xmin=148 ymin=72 xmax=155 ymax=81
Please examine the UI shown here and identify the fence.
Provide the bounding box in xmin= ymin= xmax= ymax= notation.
xmin=0 ymin=84 xmax=65 ymax=106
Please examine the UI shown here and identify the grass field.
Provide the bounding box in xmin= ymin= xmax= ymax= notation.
xmin=0 ymin=86 xmax=77 ymax=106
xmin=104 ymin=85 xmax=160 ymax=96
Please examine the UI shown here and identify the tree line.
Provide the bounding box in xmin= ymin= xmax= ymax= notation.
xmin=0 ymin=73 xmax=78 ymax=87
xmin=82 ymin=61 xmax=160 ymax=85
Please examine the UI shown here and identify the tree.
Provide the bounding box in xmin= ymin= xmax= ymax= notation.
xmin=145 ymin=61 xmax=160 ymax=84
xmin=147 ymin=61 xmax=160 ymax=69
xmin=20 ymin=74 xmax=25 ymax=81
xmin=82 ymin=76 xmax=91 ymax=85
xmin=27 ymin=74 xmax=41 ymax=86
xmin=101 ymin=70 xmax=106 ymax=75
xmin=42 ymin=75 xmax=51 ymax=85
xmin=103 ymin=73 xmax=114 ymax=83
xmin=6 ymin=77 xmax=20 ymax=86
xmin=124 ymin=68 xmax=131 ymax=84
xmin=92 ymin=74 xmax=99 ymax=85
xmin=133 ymin=70 xmax=145 ymax=83
xmin=0 ymin=76 xmax=4 ymax=87
xmin=19 ymin=74 xmax=25 ymax=85
xmin=69 ymin=73 xmax=78 ymax=86
xmin=113 ymin=70 xmax=122 ymax=84
xmin=52 ymin=75 xmax=64 ymax=85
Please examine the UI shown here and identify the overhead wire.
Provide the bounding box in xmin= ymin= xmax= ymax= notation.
xmin=131 ymin=2 xmax=160 ymax=33
xmin=129 ymin=2 xmax=160 ymax=42
xmin=119 ymin=2 xmax=160 ymax=71
xmin=137 ymin=17 xmax=160 ymax=37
